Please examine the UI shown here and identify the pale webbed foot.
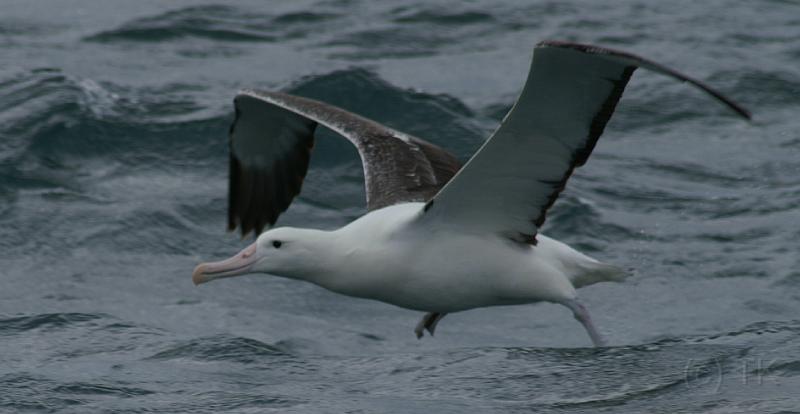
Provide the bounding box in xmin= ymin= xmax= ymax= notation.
xmin=414 ymin=312 xmax=447 ymax=339
xmin=562 ymin=299 xmax=607 ymax=347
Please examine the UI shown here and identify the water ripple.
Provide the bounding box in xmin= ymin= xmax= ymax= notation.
xmin=85 ymin=5 xmax=341 ymax=44
xmin=52 ymin=382 xmax=154 ymax=397
xmin=147 ymin=335 xmax=290 ymax=363
xmin=0 ymin=313 xmax=102 ymax=335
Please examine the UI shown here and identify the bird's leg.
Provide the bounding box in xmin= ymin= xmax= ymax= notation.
xmin=414 ymin=312 xmax=447 ymax=339
xmin=561 ymin=299 xmax=607 ymax=347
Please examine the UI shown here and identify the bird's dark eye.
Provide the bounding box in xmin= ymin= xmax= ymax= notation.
xmin=272 ymin=240 xmax=282 ymax=249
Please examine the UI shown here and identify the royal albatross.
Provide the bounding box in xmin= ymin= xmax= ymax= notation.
xmin=193 ymin=41 xmax=750 ymax=346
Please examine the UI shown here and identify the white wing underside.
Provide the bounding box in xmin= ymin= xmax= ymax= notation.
xmin=418 ymin=41 xmax=750 ymax=243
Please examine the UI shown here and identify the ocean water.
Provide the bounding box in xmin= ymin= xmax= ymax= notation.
xmin=2 ymin=0 xmax=800 ymax=412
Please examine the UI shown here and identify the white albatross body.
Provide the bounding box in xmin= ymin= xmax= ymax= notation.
xmin=259 ymin=203 xmax=619 ymax=313
xmin=193 ymin=41 xmax=750 ymax=346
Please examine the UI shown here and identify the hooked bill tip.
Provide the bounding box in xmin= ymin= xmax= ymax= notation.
xmin=192 ymin=264 xmax=209 ymax=285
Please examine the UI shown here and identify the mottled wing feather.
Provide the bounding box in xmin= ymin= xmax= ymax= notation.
xmin=419 ymin=41 xmax=750 ymax=244
xmin=228 ymin=90 xmax=461 ymax=236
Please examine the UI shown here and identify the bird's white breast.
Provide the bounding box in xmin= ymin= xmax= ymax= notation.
xmin=322 ymin=203 xmax=578 ymax=313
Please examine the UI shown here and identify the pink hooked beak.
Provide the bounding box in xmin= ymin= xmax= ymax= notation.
xmin=192 ymin=242 xmax=259 ymax=285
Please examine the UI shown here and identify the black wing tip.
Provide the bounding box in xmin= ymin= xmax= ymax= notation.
xmin=536 ymin=40 xmax=753 ymax=121
xmin=227 ymin=91 xmax=316 ymax=239
xmin=226 ymin=214 xmax=277 ymax=239
xmin=227 ymin=220 xmax=254 ymax=239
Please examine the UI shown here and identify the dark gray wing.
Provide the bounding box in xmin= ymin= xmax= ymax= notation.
xmin=228 ymin=90 xmax=461 ymax=236
xmin=417 ymin=41 xmax=751 ymax=244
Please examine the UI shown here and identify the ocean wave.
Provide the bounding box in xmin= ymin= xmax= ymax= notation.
xmin=391 ymin=9 xmax=495 ymax=25
xmin=724 ymin=68 xmax=800 ymax=108
xmin=0 ymin=67 xmax=222 ymax=151
xmin=332 ymin=341 xmax=746 ymax=409
xmin=380 ymin=321 xmax=800 ymax=408
xmin=323 ymin=28 xmax=462 ymax=60
xmin=85 ymin=5 xmax=340 ymax=44
xmin=1 ymin=66 xmax=480 ymax=173
xmin=52 ymin=382 xmax=153 ymax=397
xmin=761 ymin=360 xmax=800 ymax=377
xmin=0 ymin=313 xmax=102 ymax=335
xmin=177 ymin=391 xmax=301 ymax=411
xmin=0 ymin=19 xmax=44 ymax=37
xmin=0 ymin=68 xmax=230 ymax=195
xmin=1 ymin=68 xmax=93 ymax=145
xmin=0 ymin=373 xmax=82 ymax=412
xmin=544 ymin=194 xmax=642 ymax=250
xmin=147 ymin=334 xmax=290 ymax=363
xmin=322 ymin=4 xmax=506 ymax=59
xmin=637 ymin=319 xmax=800 ymax=349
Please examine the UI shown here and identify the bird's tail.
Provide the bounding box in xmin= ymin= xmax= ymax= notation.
xmin=536 ymin=234 xmax=632 ymax=288
xmin=571 ymin=259 xmax=631 ymax=288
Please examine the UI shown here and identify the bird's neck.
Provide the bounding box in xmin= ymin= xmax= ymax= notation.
xmin=272 ymin=228 xmax=349 ymax=287
xmin=282 ymin=225 xmax=377 ymax=296
xmin=280 ymin=204 xmax=418 ymax=295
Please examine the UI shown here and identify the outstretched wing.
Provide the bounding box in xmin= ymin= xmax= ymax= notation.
xmin=418 ymin=41 xmax=751 ymax=244
xmin=228 ymin=90 xmax=461 ymax=236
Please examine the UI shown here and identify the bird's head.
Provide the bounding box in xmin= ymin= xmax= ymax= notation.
xmin=192 ymin=227 xmax=321 ymax=285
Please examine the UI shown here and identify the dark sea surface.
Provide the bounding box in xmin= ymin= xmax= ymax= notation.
xmin=2 ymin=0 xmax=800 ymax=412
